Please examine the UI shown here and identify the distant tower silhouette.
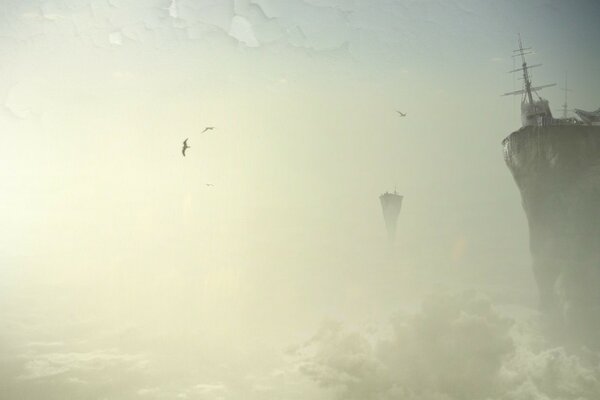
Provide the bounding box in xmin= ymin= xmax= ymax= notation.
xmin=379 ymin=190 xmax=403 ymax=243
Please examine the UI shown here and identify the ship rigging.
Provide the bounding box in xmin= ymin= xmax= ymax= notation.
xmin=502 ymin=35 xmax=557 ymax=127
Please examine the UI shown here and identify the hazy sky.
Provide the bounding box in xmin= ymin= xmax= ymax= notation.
xmin=1 ymin=1 xmax=600 ymax=399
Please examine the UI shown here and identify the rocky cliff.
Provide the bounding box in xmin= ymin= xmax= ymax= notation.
xmin=503 ymin=125 xmax=600 ymax=346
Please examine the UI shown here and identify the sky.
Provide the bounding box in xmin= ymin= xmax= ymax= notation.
xmin=1 ymin=1 xmax=600 ymax=399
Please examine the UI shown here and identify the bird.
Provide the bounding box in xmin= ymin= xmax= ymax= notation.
xmin=202 ymin=126 xmax=215 ymax=133
xmin=205 ymin=183 xmax=214 ymax=187
xmin=182 ymin=138 xmax=190 ymax=156
xmin=396 ymin=111 xmax=407 ymax=117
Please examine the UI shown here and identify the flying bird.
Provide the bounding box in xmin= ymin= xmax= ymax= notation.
xmin=202 ymin=126 xmax=215 ymax=133
xmin=182 ymin=138 xmax=190 ymax=156
xmin=396 ymin=111 xmax=407 ymax=117
xmin=205 ymin=183 xmax=214 ymax=187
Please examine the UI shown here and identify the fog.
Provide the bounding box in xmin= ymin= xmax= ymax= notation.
xmin=1 ymin=1 xmax=600 ymax=399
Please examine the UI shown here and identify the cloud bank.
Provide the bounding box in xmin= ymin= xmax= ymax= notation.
xmin=294 ymin=293 xmax=600 ymax=400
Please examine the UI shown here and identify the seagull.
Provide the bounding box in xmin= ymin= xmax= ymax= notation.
xmin=205 ymin=183 xmax=214 ymax=187
xmin=396 ymin=111 xmax=407 ymax=117
xmin=182 ymin=138 xmax=190 ymax=156
xmin=202 ymin=126 xmax=215 ymax=133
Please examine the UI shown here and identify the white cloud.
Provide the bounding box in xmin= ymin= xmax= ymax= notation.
xmin=229 ymin=15 xmax=260 ymax=47
xmin=109 ymin=31 xmax=123 ymax=45
xmin=168 ymin=0 xmax=179 ymax=19
xmin=296 ymin=292 xmax=600 ymax=400
xmin=19 ymin=349 xmax=148 ymax=380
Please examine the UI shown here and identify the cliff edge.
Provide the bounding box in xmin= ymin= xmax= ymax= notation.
xmin=503 ymin=125 xmax=600 ymax=346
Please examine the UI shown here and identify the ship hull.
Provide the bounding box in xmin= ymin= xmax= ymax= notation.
xmin=503 ymin=125 xmax=600 ymax=346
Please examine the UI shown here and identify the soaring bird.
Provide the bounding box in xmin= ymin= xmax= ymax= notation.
xmin=182 ymin=138 xmax=190 ymax=156
xmin=205 ymin=183 xmax=214 ymax=187
xmin=396 ymin=111 xmax=407 ymax=117
xmin=202 ymin=126 xmax=215 ymax=133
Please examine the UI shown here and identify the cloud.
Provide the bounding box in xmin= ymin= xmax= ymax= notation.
xmin=297 ymin=319 xmax=389 ymax=398
xmin=19 ymin=349 xmax=148 ymax=380
xmin=296 ymin=292 xmax=600 ymax=399
xmin=108 ymin=31 xmax=123 ymax=45
xmin=229 ymin=15 xmax=260 ymax=47
xmin=136 ymin=382 xmax=229 ymax=399
xmin=0 ymin=0 xmax=362 ymax=54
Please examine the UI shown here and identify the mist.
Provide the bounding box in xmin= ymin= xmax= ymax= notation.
xmin=2 ymin=1 xmax=600 ymax=399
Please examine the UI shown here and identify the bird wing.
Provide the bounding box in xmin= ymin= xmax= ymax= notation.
xmin=182 ymin=147 xmax=186 ymax=156
xmin=183 ymin=138 xmax=188 ymax=145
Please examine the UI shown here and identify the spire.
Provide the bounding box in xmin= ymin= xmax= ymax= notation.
xmin=380 ymin=191 xmax=403 ymax=243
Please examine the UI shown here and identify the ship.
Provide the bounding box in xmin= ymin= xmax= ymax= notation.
xmin=502 ymin=36 xmax=600 ymax=346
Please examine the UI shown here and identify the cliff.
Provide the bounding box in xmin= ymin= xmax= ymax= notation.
xmin=503 ymin=125 xmax=600 ymax=346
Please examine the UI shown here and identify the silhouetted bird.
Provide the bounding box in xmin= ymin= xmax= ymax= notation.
xmin=205 ymin=183 xmax=214 ymax=187
xmin=182 ymin=138 xmax=190 ymax=156
xmin=202 ymin=126 xmax=215 ymax=133
xmin=396 ymin=111 xmax=407 ymax=117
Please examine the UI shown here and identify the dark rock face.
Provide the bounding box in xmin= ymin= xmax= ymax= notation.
xmin=503 ymin=125 xmax=600 ymax=346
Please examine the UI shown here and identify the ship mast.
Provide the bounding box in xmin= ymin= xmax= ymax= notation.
xmin=502 ymin=36 xmax=566 ymax=127
xmin=502 ymin=35 xmax=556 ymax=106
xmin=560 ymin=72 xmax=572 ymax=119
xmin=515 ymin=34 xmax=535 ymax=104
